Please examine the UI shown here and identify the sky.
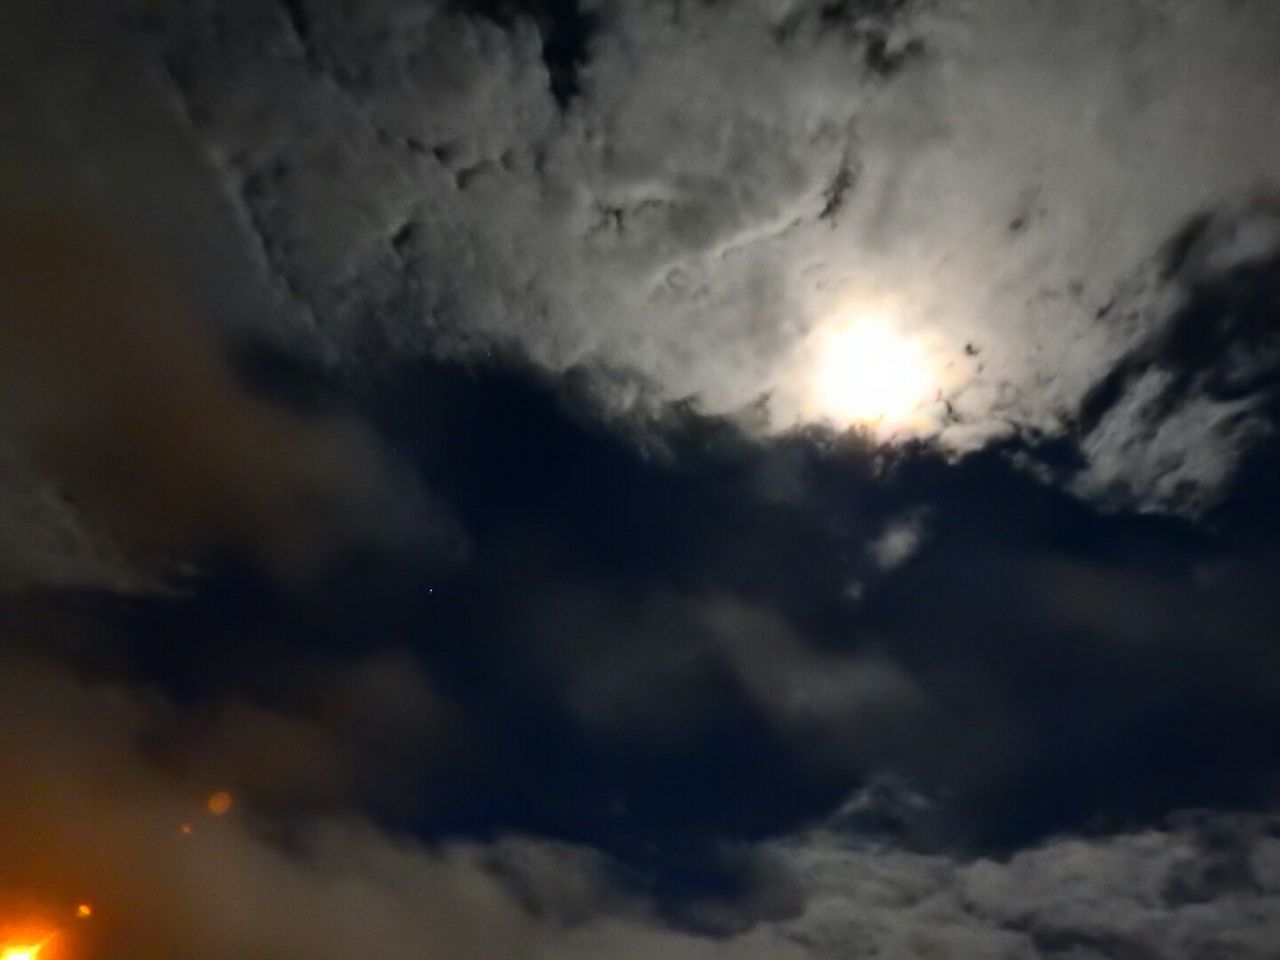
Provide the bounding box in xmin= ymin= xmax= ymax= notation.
xmin=3 ymin=0 xmax=1280 ymax=957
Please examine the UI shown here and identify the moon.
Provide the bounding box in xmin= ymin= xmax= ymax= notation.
xmin=810 ymin=316 xmax=935 ymax=429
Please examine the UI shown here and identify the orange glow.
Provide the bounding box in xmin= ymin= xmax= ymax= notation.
xmin=74 ymin=905 xmax=91 ymax=920
xmin=1 ymin=936 xmax=53 ymax=960
xmin=180 ymin=822 xmax=195 ymax=836
xmin=206 ymin=791 xmax=233 ymax=816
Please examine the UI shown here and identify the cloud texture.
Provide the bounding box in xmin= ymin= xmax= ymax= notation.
xmin=103 ymin=0 xmax=1280 ymax=511
xmin=4 ymin=651 xmax=1280 ymax=959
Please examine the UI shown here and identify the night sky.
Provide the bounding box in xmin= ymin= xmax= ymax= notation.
xmin=4 ymin=1 xmax=1280 ymax=958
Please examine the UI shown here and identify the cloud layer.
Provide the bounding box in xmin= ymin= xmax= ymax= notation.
xmin=4 ymin=652 xmax=1279 ymax=960
xmin=104 ymin=0 xmax=1280 ymax=511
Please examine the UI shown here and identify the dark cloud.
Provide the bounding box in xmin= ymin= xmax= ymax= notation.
xmin=4 ymin=645 xmax=1279 ymax=960
xmin=51 ymin=348 xmax=1267 ymax=860
xmin=0 ymin=208 xmax=464 ymax=589
xmin=454 ymin=0 xmax=600 ymax=108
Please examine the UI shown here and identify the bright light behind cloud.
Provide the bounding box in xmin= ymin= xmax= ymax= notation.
xmin=1 ymin=940 xmax=49 ymax=960
xmin=810 ymin=317 xmax=935 ymax=430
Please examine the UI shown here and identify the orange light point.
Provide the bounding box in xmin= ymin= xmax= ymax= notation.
xmin=206 ymin=791 xmax=233 ymax=816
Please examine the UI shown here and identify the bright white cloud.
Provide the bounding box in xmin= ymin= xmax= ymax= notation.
xmin=7 ymin=0 xmax=1280 ymax=580
xmin=96 ymin=0 xmax=1279 ymax=512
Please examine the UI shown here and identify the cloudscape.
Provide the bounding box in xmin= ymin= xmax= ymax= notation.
xmin=3 ymin=1 xmax=1280 ymax=957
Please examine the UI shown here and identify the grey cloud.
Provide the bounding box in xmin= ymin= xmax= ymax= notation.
xmin=769 ymin=811 xmax=1280 ymax=959
xmin=521 ymin=588 xmax=927 ymax=757
xmin=866 ymin=509 xmax=927 ymax=571
xmin=1064 ymin=203 xmax=1280 ymax=517
xmin=703 ymin=598 xmax=929 ymax=754
xmin=1071 ymin=368 xmax=1267 ymax=517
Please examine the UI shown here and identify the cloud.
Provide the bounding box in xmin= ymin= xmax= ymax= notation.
xmin=138 ymin=651 xmax=460 ymax=814
xmin=1063 ymin=203 xmax=1280 ymax=516
xmin=702 ymin=598 xmax=929 ymax=754
xmin=4 ymin=647 xmax=1279 ymax=960
xmin=0 ymin=652 xmax=819 ymax=960
xmin=274 ymin=362 xmax=1280 ymax=852
xmin=866 ymin=509 xmax=927 ymax=571
xmin=93 ymin=0 xmax=1280 ymax=514
xmin=767 ymin=809 xmax=1280 ymax=959
xmin=0 ymin=208 xmax=464 ymax=590
xmin=0 ymin=441 xmax=160 ymax=594
xmin=504 ymin=582 xmax=927 ymax=763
